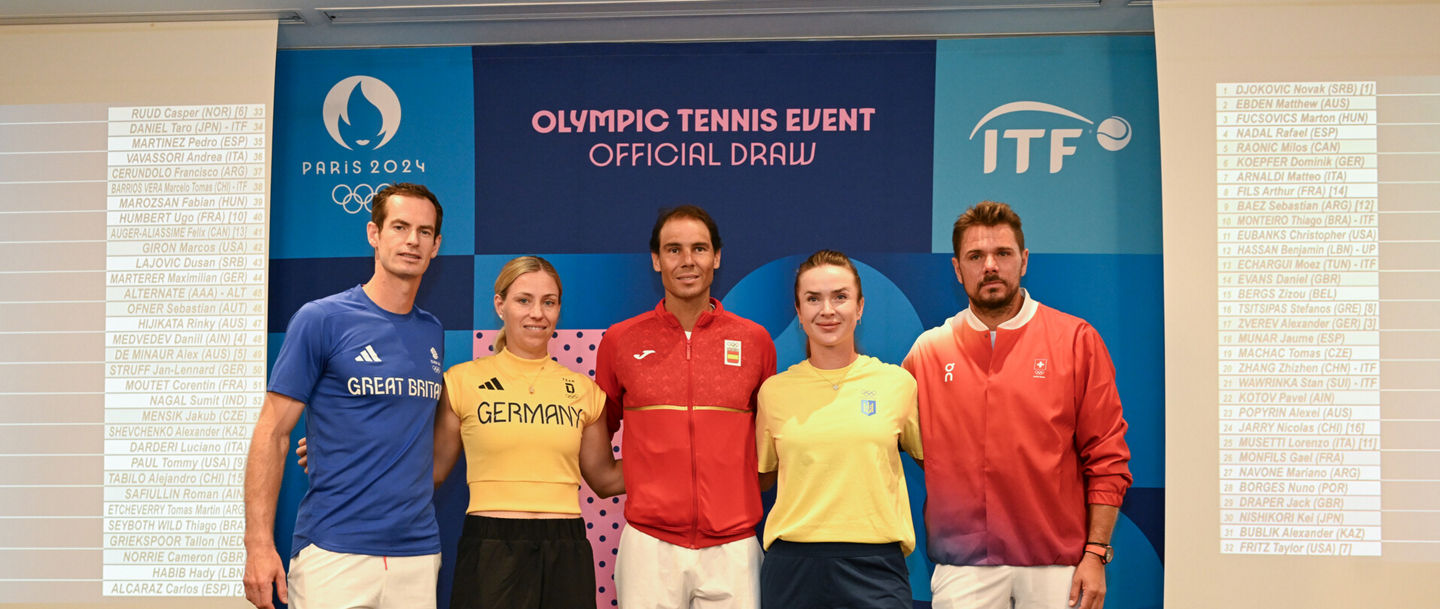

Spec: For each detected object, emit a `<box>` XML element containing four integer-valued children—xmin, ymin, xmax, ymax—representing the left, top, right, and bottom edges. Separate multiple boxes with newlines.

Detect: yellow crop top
<box><xmin>443</xmin><ymin>348</ymin><xmax>605</xmax><ymax>515</ymax></box>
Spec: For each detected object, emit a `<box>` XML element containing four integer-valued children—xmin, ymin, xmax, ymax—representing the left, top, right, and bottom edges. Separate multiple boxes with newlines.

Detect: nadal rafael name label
<box><xmin>102</xmin><ymin>104</ymin><xmax>267</xmax><ymax>597</ymax></box>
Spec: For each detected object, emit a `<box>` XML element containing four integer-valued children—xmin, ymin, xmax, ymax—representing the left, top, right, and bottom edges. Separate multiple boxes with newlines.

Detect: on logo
<box><xmin>969</xmin><ymin>101</ymin><xmax>1131</xmax><ymax>174</ymax></box>
<box><xmin>943</xmin><ymin>362</ymin><xmax>955</xmax><ymax>383</ymax></box>
<box><xmin>323</xmin><ymin>76</ymin><xmax>402</xmax><ymax>151</ymax></box>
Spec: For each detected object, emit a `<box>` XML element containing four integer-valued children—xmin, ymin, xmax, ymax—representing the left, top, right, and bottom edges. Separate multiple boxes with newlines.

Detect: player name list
<box><xmin>103</xmin><ymin>105</ymin><xmax>266</xmax><ymax>595</ymax></box>
<box><xmin>1215</xmin><ymin>82</ymin><xmax>1380</xmax><ymax>557</ymax></box>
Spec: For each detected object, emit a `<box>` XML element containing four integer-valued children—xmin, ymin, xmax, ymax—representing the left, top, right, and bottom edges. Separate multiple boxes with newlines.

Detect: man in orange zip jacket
<box><xmin>904</xmin><ymin>201</ymin><xmax>1131</xmax><ymax>609</ymax></box>
<box><xmin>595</xmin><ymin>205</ymin><xmax>776</xmax><ymax>608</ymax></box>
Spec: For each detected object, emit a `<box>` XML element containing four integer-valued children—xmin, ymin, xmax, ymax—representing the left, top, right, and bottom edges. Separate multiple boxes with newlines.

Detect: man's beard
<box><xmin>970</xmin><ymin>274</ymin><xmax>1019</xmax><ymax>313</ymax></box>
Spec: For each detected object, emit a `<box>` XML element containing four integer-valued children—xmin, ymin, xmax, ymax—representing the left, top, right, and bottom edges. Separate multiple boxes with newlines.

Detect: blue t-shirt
<box><xmin>268</xmin><ymin>285</ymin><xmax>444</xmax><ymax>557</ymax></box>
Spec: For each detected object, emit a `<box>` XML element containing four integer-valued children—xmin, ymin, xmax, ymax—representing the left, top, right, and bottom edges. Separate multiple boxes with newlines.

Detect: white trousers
<box><xmin>288</xmin><ymin>544</ymin><xmax>441</xmax><ymax>609</ymax></box>
<box><xmin>931</xmin><ymin>564</ymin><xmax>1077</xmax><ymax>609</ymax></box>
<box><xmin>614</xmin><ymin>525</ymin><xmax>762</xmax><ymax>609</ymax></box>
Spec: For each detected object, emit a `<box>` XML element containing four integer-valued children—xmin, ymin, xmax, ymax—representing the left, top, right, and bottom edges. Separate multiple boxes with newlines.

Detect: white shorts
<box><xmin>614</xmin><ymin>525</ymin><xmax>761</xmax><ymax>609</ymax></box>
<box><xmin>288</xmin><ymin>544</ymin><xmax>441</xmax><ymax>609</ymax></box>
<box><xmin>931</xmin><ymin>564</ymin><xmax>1076</xmax><ymax>609</ymax></box>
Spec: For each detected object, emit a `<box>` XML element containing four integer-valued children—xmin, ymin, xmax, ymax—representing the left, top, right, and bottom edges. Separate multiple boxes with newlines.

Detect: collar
<box><xmin>956</xmin><ymin>289</ymin><xmax>1040</xmax><ymax>332</ymax></box>
<box><xmin>495</xmin><ymin>346</ymin><xmax>551</xmax><ymax>372</ymax></box>
<box><xmin>652</xmin><ymin>297</ymin><xmax>723</xmax><ymax>330</ymax></box>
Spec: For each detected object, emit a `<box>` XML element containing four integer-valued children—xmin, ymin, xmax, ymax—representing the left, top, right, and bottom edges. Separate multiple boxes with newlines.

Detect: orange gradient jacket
<box><xmin>904</xmin><ymin>295</ymin><xmax>1132</xmax><ymax>566</ymax></box>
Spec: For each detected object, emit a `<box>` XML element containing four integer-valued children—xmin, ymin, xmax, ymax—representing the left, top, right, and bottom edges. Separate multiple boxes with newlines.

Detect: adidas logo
<box><xmin>478</xmin><ymin>377</ymin><xmax>505</xmax><ymax>391</ymax></box>
<box><xmin>354</xmin><ymin>345</ymin><xmax>382</xmax><ymax>363</ymax></box>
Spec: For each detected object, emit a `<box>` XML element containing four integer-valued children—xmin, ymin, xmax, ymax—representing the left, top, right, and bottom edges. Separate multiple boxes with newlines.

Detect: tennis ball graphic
<box><xmin>1096</xmin><ymin>116</ymin><xmax>1132</xmax><ymax>151</ymax></box>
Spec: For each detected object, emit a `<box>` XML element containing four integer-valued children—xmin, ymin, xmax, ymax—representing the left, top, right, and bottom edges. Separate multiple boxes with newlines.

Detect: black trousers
<box><xmin>759</xmin><ymin>540</ymin><xmax>911</xmax><ymax>609</ymax></box>
<box><xmin>449</xmin><ymin>515</ymin><xmax>597</xmax><ymax>609</ymax></box>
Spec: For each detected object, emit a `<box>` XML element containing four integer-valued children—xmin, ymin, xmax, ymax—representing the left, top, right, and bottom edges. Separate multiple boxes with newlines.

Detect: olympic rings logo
<box><xmin>332</xmin><ymin>183</ymin><xmax>390</xmax><ymax>214</ymax></box>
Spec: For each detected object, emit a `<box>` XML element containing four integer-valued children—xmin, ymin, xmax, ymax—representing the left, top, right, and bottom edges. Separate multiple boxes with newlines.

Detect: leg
<box><xmin>931</xmin><ymin>564</ymin><xmax>1014</xmax><ymax>609</ymax></box>
<box><xmin>759</xmin><ymin>550</ymin><xmax>811</xmax><ymax>609</ymax></box>
<box><xmin>540</xmin><ymin>519</ymin><xmax>598</xmax><ymax>609</ymax></box>
<box><xmin>448</xmin><ymin>516</ymin><xmax>542</xmax><ymax>609</ymax></box>
<box><xmin>288</xmin><ymin>545</ymin><xmax>384</xmax><ymax>609</ymax></box>
<box><xmin>615</xmin><ymin>526</ymin><xmax>689</xmax><ymax>609</ymax></box>
<box><xmin>828</xmin><ymin>548</ymin><xmax>910</xmax><ymax>609</ymax></box>
<box><xmin>691</xmin><ymin>536</ymin><xmax>761</xmax><ymax>609</ymax></box>
<box><xmin>377</xmin><ymin>553</ymin><xmax>441</xmax><ymax>609</ymax></box>
<box><xmin>1012</xmin><ymin>565</ymin><xmax>1075</xmax><ymax>609</ymax></box>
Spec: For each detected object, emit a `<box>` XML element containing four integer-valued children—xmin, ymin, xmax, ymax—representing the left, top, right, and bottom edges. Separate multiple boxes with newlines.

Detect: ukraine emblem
<box><xmin>860</xmin><ymin>399</ymin><xmax>877</xmax><ymax>416</ymax></box>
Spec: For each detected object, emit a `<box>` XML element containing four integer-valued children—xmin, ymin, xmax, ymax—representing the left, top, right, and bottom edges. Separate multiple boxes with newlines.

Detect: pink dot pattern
<box><xmin>471</xmin><ymin>329</ymin><xmax>625</xmax><ymax>608</ymax></box>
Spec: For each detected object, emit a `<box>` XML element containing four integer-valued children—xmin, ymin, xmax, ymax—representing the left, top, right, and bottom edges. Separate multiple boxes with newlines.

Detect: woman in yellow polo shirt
<box><xmin>433</xmin><ymin>255</ymin><xmax>623</xmax><ymax>609</ymax></box>
<box><xmin>756</xmin><ymin>249</ymin><xmax>923</xmax><ymax>608</ymax></box>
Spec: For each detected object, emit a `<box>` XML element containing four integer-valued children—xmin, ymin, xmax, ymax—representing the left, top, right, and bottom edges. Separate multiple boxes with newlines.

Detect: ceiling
<box><xmin>0</xmin><ymin>0</ymin><xmax>1153</xmax><ymax>48</ymax></box>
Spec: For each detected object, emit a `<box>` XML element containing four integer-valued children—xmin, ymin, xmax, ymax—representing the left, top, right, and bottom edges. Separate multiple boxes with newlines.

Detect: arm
<box><xmin>755</xmin><ymin>335</ymin><xmax>779</xmax><ymax>491</ymax></box>
<box><xmin>758</xmin><ymin>470</ymin><xmax>777</xmax><ymax>492</ymax></box>
<box><xmin>755</xmin><ymin>380</ymin><xmax>779</xmax><ymax>492</ymax></box>
<box><xmin>900</xmin><ymin>345</ymin><xmax>924</xmax><ymax>472</ymax></box>
<box><xmin>594</xmin><ymin>334</ymin><xmax>625</xmax><ymax>437</ymax></box>
<box><xmin>1069</xmin><ymin>327</ymin><xmax>1129</xmax><ymax>609</ymax></box>
<box><xmin>433</xmin><ymin>385</ymin><xmax>462</xmax><ymax>488</ymax></box>
<box><xmin>242</xmin><ymin>392</ymin><xmax>305</xmax><ymax>609</ymax></box>
<box><xmin>1074</xmin><ymin>325</ymin><xmax>1132</xmax><ymax>506</ymax></box>
<box><xmin>579</xmin><ymin>419</ymin><xmax>625</xmax><ymax>497</ymax></box>
<box><xmin>899</xmin><ymin>375</ymin><xmax>924</xmax><ymax>470</ymax></box>
<box><xmin>1069</xmin><ymin>503</ymin><xmax>1119</xmax><ymax>609</ymax></box>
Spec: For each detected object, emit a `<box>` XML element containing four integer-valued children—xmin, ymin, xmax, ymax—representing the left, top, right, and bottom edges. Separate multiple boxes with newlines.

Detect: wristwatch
<box><xmin>1084</xmin><ymin>541</ymin><xmax>1114</xmax><ymax>565</ymax></box>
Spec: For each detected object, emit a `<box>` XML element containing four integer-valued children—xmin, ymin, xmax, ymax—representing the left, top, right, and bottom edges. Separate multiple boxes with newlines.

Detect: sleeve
<box><xmin>756</xmin><ymin>382</ymin><xmax>778</xmax><ymax>474</ymax></box>
<box><xmin>901</xmin><ymin>336</ymin><xmax>921</xmax><ymax>375</ymax></box>
<box><xmin>442</xmin><ymin>366</ymin><xmax>464</xmax><ymax>417</ymax></box>
<box><xmin>898</xmin><ymin>373</ymin><xmax>923</xmax><ymax>461</ymax></box>
<box><xmin>594</xmin><ymin>330</ymin><xmax>624</xmax><ymax>437</ymax></box>
<box><xmin>266</xmin><ymin>302</ymin><xmax>328</xmax><ymax>403</ymax></box>
<box><xmin>1073</xmin><ymin>324</ymin><xmax>1133</xmax><ymax>506</ymax></box>
<box><xmin>901</xmin><ymin>330</ymin><xmax>930</xmax><ymax>380</ymax></box>
<box><xmin>750</xmin><ymin>325</ymin><xmax>778</xmax><ymax>413</ymax></box>
<box><xmin>583</xmin><ymin>379</ymin><xmax>607</xmax><ymax>427</ymax></box>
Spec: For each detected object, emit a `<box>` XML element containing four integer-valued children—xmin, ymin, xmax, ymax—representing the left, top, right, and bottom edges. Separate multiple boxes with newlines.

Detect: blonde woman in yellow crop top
<box><xmin>433</xmin><ymin>256</ymin><xmax>623</xmax><ymax>609</ymax></box>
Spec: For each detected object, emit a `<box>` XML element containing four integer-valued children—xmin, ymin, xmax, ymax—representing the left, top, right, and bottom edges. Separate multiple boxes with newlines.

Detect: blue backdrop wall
<box><xmin>267</xmin><ymin>36</ymin><xmax>1164</xmax><ymax>609</ymax></box>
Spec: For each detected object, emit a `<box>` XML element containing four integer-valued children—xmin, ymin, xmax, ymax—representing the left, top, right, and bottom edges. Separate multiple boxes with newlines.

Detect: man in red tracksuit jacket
<box><xmin>595</xmin><ymin>205</ymin><xmax>775</xmax><ymax>608</ymax></box>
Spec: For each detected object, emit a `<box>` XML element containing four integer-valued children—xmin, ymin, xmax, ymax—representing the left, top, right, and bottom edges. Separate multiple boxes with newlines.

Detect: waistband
<box><xmin>766</xmin><ymin>540</ymin><xmax>903</xmax><ymax>558</ymax></box>
<box><xmin>460</xmin><ymin>515</ymin><xmax>586</xmax><ymax>541</ymax></box>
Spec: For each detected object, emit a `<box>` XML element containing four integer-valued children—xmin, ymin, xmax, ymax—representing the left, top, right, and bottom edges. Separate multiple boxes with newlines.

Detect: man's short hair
<box><xmin>372</xmin><ymin>183</ymin><xmax>443</xmax><ymax>235</ymax></box>
<box><xmin>649</xmin><ymin>205</ymin><xmax>723</xmax><ymax>254</ymax></box>
<box><xmin>952</xmin><ymin>200</ymin><xmax>1024</xmax><ymax>259</ymax></box>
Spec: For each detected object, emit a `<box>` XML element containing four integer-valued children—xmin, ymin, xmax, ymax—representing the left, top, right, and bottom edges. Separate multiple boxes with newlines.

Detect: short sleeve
<box><xmin>756</xmin><ymin>385</ymin><xmax>778</xmax><ymax>474</ymax></box>
<box><xmin>582</xmin><ymin>379</ymin><xmax>607</xmax><ymax>427</ymax></box>
<box><xmin>595</xmin><ymin>331</ymin><xmax>624</xmax><ymax>436</ymax></box>
<box><xmin>898</xmin><ymin>375</ymin><xmax>923</xmax><ymax>460</ymax></box>
<box><xmin>442</xmin><ymin>367</ymin><xmax>463</xmax><ymax>417</ymax></box>
<box><xmin>267</xmin><ymin>302</ymin><xmax>329</xmax><ymax>403</ymax></box>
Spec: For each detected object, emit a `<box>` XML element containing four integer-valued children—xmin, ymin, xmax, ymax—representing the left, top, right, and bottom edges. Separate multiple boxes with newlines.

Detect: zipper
<box><xmin>686</xmin><ymin>330</ymin><xmax>698</xmax><ymax>547</ymax></box>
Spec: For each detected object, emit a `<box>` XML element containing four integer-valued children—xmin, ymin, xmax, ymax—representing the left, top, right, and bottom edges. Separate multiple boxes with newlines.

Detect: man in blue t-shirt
<box><xmin>243</xmin><ymin>183</ymin><xmax>446</xmax><ymax>609</ymax></box>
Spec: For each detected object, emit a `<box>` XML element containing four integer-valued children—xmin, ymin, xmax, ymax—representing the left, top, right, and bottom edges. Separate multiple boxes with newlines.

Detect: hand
<box><xmin>243</xmin><ymin>546</ymin><xmax>288</xmax><ymax>609</ymax></box>
<box><xmin>295</xmin><ymin>437</ymin><xmax>308</xmax><ymax>473</ymax></box>
<box><xmin>1069</xmin><ymin>552</ymin><xmax>1106</xmax><ymax>609</ymax></box>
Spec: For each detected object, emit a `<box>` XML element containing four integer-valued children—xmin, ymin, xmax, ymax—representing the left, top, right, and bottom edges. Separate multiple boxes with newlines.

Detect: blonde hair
<box><xmin>492</xmin><ymin>256</ymin><xmax>562</xmax><ymax>355</ymax></box>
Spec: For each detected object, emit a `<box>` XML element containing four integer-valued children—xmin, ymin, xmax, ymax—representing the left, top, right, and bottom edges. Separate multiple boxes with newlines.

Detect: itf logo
<box><xmin>322</xmin><ymin>76</ymin><xmax>402</xmax><ymax>151</ymax></box>
<box><xmin>969</xmin><ymin>101</ymin><xmax>1131</xmax><ymax>174</ymax></box>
